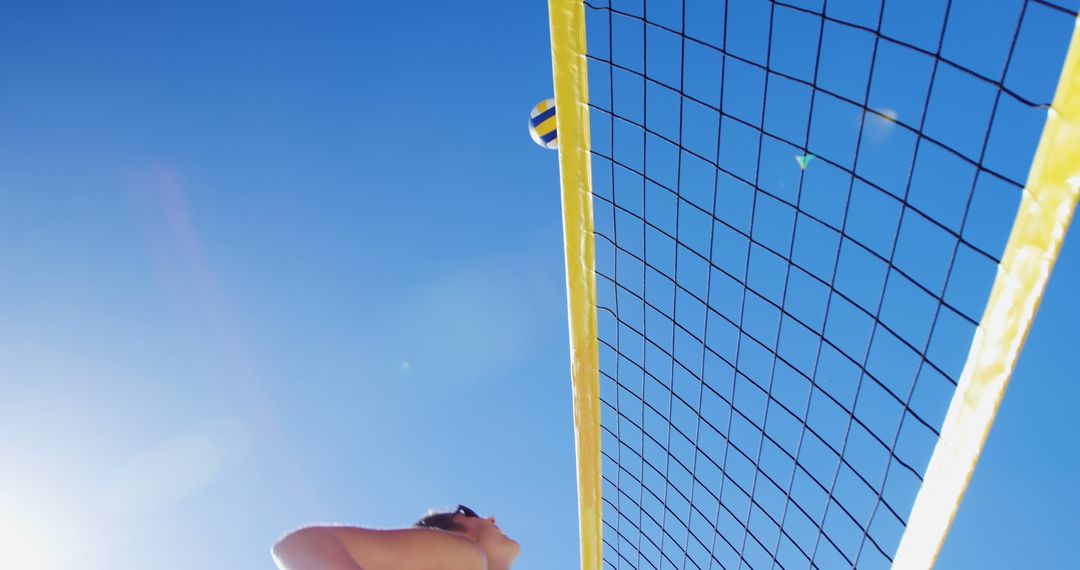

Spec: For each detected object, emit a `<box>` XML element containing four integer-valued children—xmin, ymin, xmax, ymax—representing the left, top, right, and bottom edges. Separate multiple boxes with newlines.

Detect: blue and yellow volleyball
<box><xmin>528</xmin><ymin>98</ymin><xmax>558</xmax><ymax>150</ymax></box>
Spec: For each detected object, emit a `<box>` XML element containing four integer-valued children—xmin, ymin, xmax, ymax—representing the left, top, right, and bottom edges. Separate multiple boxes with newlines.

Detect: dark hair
<box><xmin>415</xmin><ymin>510</ymin><xmax>464</xmax><ymax>532</ymax></box>
<box><xmin>414</xmin><ymin>505</ymin><xmax>479</xmax><ymax>532</ymax></box>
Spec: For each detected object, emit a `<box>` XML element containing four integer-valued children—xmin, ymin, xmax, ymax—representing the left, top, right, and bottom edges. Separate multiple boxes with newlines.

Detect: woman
<box><xmin>272</xmin><ymin>505</ymin><xmax>521</xmax><ymax>570</ymax></box>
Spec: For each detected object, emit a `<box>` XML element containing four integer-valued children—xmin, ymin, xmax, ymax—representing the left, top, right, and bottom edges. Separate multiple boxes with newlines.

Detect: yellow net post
<box><xmin>549</xmin><ymin>1</ymin><xmax>601</xmax><ymax>570</ymax></box>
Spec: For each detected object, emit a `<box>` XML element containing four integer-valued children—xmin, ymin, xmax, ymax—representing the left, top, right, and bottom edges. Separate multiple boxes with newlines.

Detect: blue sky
<box><xmin>1</xmin><ymin>2</ymin><xmax>579</xmax><ymax>569</ymax></box>
<box><xmin>0</xmin><ymin>1</ymin><xmax>1077</xmax><ymax>569</ymax></box>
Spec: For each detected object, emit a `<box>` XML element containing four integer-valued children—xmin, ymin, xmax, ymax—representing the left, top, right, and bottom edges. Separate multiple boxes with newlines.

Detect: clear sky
<box><xmin>0</xmin><ymin>1</ymin><xmax>1076</xmax><ymax>570</ymax></box>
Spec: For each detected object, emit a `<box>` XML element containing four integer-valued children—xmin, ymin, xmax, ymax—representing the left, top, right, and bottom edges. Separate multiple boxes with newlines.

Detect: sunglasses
<box><xmin>453</xmin><ymin>505</ymin><xmax>480</xmax><ymax>518</ymax></box>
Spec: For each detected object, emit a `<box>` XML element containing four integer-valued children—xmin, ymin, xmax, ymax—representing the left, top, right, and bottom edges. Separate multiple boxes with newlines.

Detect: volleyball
<box><xmin>528</xmin><ymin>98</ymin><xmax>558</xmax><ymax>150</ymax></box>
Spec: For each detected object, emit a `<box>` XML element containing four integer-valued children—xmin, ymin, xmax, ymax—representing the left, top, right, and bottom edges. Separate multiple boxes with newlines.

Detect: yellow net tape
<box><xmin>892</xmin><ymin>15</ymin><xmax>1080</xmax><ymax>570</ymax></box>
<box><xmin>549</xmin><ymin>1</ymin><xmax>601</xmax><ymax>570</ymax></box>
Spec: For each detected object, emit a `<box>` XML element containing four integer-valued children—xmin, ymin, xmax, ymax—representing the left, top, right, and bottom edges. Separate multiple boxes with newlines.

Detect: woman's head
<box><xmin>415</xmin><ymin>505</ymin><xmax>521</xmax><ymax>563</ymax></box>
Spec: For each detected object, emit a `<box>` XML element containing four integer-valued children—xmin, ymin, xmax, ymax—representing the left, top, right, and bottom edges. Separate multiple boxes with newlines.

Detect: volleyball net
<box><xmin>551</xmin><ymin>0</ymin><xmax>1080</xmax><ymax>568</ymax></box>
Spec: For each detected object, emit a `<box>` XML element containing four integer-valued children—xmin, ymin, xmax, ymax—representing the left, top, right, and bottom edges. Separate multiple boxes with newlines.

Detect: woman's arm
<box><xmin>272</xmin><ymin>526</ymin><xmax>487</xmax><ymax>570</ymax></box>
<box><xmin>272</xmin><ymin>527</ymin><xmax>364</xmax><ymax>570</ymax></box>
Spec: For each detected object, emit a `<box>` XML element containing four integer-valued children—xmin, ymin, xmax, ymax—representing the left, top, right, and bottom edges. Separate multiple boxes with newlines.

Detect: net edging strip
<box><xmin>550</xmin><ymin>1</ymin><xmax>603</xmax><ymax>570</ymax></box>
<box><xmin>893</xmin><ymin>13</ymin><xmax>1080</xmax><ymax>570</ymax></box>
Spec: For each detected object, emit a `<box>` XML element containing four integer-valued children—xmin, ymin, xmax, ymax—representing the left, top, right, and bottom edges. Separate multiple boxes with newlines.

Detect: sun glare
<box><xmin>0</xmin><ymin>513</ymin><xmax>55</xmax><ymax>570</ymax></box>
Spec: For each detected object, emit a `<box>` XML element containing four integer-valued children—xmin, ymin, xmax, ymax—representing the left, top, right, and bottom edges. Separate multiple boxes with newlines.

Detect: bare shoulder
<box><xmin>276</xmin><ymin>525</ymin><xmax>487</xmax><ymax>570</ymax></box>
